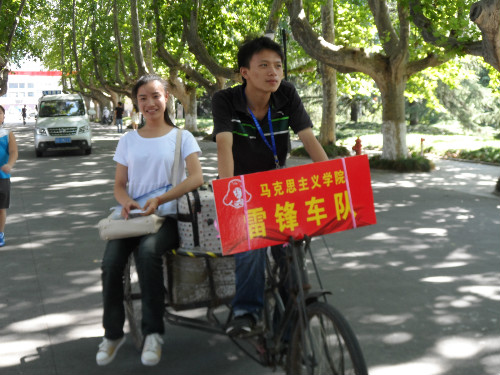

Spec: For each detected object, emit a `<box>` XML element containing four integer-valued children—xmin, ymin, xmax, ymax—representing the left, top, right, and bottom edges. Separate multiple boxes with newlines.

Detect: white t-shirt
<box><xmin>113</xmin><ymin>127</ymin><xmax>201</xmax><ymax>214</ymax></box>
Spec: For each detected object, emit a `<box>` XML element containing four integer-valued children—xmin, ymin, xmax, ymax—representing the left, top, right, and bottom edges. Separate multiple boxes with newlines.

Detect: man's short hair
<box><xmin>237</xmin><ymin>36</ymin><xmax>284</xmax><ymax>70</ymax></box>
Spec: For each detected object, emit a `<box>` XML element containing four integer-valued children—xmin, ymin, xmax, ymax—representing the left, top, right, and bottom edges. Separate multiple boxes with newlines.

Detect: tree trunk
<box><xmin>167</xmin><ymin>94</ymin><xmax>175</xmax><ymax>123</ymax></box>
<box><xmin>109</xmin><ymin>91</ymin><xmax>119</xmax><ymax>110</ymax></box>
<box><xmin>350</xmin><ymin>100</ymin><xmax>359</xmax><ymax>123</ymax></box>
<box><xmin>380</xmin><ymin>79</ymin><xmax>407</xmax><ymax>159</ymax></box>
<box><xmin>319</xmin><ymin>62</ymin><xmax>336</xmax><ymax>145</ymax></box>
<box><xmin>470</xmin><ymin>0</ymin><xmax>500</xmax><ymax>71</ymax></box>
<box><xmin>184</xmin><ymin>87</ymin><xmax>198</xmax><ymax>132</ymax></box>
<box><xmin>0</xmin><ymin>69</ymin><xmax>8</xmax><ymax>97</ymax></box>
<box><xmin>409</xmin><ymin>100</ymin><xmax>418</xmax><ymax>125</ymax></box>
<box><xmin>318</xmin><ymin>0</ymin><xmax>336</xmax><ymax>145</ymax></box>
<box><xmin>167</xmin><ymin>74</ymin><xmax>198</xmax><ymax>132</ymax></box>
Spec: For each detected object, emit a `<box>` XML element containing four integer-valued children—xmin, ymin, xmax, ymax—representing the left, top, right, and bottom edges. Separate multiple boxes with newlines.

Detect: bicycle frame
<box><xmin>124</xmin><ymin>235</ymin><xmax>368</xmax><ymax>374</ymax></box>
<box><xmin>228</xmin><ymin>236</ymin><xmax>331</xmax><ymax>367</ymax></box>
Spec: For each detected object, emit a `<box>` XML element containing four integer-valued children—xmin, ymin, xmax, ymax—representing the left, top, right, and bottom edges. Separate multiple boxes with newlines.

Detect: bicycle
<box><xmin>123</xmin><ymin>235</ymin><xmax>368</xmax><ymax>375</ymax></box>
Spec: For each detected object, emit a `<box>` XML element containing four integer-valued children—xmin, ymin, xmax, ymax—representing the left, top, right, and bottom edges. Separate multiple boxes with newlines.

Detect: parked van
<box><xmin>34</xmin><ymin>93</ymin><xmax>92</xmax><ymax>157</ymax></box>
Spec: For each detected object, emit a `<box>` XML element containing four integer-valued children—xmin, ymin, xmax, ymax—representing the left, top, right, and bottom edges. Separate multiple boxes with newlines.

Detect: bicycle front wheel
<box><xmin>287</xmin><ymin>301</ymin><xmax>367</xmax><ymax>375</ymax></box>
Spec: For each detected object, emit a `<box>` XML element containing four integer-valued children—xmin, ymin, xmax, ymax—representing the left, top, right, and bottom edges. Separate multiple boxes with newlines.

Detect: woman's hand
<box><xmin>141</xmin><ymin>197</ymin><xmax>161</xmax><ymax>216</ymax></box>
<box><xmin>121</xmin><ymin>199</ymin><xmax>142</xmax><ymax>219</ymax></box>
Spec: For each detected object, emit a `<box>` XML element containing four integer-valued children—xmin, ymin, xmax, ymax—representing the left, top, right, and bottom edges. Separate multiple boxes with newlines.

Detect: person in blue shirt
<box><xmin>0</xmin><ymin>105</ymin><xmax>19</xmax><ymax>247</ymax></box>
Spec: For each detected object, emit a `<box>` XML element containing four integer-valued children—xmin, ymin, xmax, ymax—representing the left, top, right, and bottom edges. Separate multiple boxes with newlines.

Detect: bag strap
<box><xmin>191</xmin><ymin>189</ymin><xmax>201</xmax><ymax>246</ymax></box>
<box><xmin>171</xmin><ymin>128</ymin><xmax>183</xmax><ymax>187</ymax></box>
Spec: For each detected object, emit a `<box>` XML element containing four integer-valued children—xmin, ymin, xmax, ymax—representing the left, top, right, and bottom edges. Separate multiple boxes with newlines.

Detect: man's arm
<box><xmin>297</xmin><ymin>128</ymin><xmax>329</xmax><ymax>162</ymax></box>
<box><xmin>216</xmin><ymin>131</ymin><xmax>234</xmax><ymax>178</ymax></box>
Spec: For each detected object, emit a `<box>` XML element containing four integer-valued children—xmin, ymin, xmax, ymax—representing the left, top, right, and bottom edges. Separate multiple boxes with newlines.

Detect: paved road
<box><xmin>0</xmin><ymin>121</ymin><xmax>499</xmax><ymax>375</ymax></box>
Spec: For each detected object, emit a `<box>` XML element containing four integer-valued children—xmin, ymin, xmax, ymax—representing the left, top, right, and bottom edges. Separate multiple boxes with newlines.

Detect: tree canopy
<box><xmin>2</xmin><ymin>0</ymin><xmax>500</xmax><ymax>158</ymax></box>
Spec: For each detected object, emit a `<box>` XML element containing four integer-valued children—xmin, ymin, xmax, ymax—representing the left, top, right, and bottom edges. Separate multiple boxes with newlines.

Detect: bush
<box><xmin>336</xmin><ymin>122</ymin><xmax>381</xmax><ymax>140</ymax></box>
<box><xmin>408</xmin><ymin>145</ymin><xmax>434</xmax><ymax>155</ymax></box>
<box><xmin>407</xmin><ymin>124</ymin><xmax>457</xmax><ymax>135</ymax></box>
<box><xmin>291</xmin><ymin>144</ymin><xmax>350</xmax><ymax>158</ymax></box>
<box><xmin>444</xmin><ymin>147</ymin><xmax>500</xmax><ymax>164</ymax></box>
<box><xmin>369</xmin><ymin>155</ymin><xmax>435</xmax><ymax>172</ymax></box>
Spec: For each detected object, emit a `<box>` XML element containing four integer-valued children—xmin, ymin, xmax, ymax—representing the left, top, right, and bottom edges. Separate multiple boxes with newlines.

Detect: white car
<box><xmin>34</xmin><ymin>93</ymin><xmax>92</xmax><ymax>157</ymax></box>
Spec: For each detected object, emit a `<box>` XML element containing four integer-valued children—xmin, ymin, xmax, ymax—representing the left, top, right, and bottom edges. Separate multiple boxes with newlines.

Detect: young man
<box><xmin>21</xmin><ymin>105</ymin><xmax>27</xmax><ymax>125</ymax></box>
<box><xmin>114</xmin><ymin>102</ymin><xmax>124</xmax><ymax>133</ymax></box>
<box><xmin>212</xmin><ymin>36</ymin><xmax>328</xmax><ymax>336</ymax></box>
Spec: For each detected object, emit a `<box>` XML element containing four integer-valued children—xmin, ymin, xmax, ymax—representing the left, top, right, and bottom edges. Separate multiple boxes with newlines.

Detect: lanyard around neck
<box><xmin>247</xmin><ymin>106</ymin><xmax>280</xmax><ymax>169</ymax></box>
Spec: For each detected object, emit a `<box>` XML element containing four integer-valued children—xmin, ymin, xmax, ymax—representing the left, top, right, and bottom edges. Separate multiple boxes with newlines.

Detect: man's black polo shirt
<box><xmin>212</xmin><ymin>81</ymin><xmax>312</xmax><ymax>176</ymax></box>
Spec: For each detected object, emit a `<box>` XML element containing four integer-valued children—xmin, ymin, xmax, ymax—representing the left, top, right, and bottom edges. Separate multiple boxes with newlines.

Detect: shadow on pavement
<box><xmin>0</xmin><ymin>123</ymin><xmax>499</xmax><ymax>375</ymax></box>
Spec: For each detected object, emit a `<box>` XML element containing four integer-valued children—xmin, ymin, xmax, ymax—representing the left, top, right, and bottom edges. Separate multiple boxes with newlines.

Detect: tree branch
<box><xmin>286</xmin><ymin>0</ymin><xmax>388</xmax><ymax>81</ymax></box>
<box><xmin>183</xmin><ymin>0</ymin><xmax>240</xmax><ymax>81</ymax></box>
<box><xmin>5</xmin><ymin>0</ymin><xmax>27</xmax><ymax>59</ymax></box>
<box><xmin>129</xmin><ymin>0</ymin><xmax>148</xmax><ymax>77</ymax></box>
<box><xmin>409</xmin><ymin>0</ymin><xmax>483</xmax><ymax>56</ymax></box>
<box><xmin>405</xmin><ymin>52</ymin><xmax>450</xmax><ymax>76</ymax></box>
<box><xmin>153</xmin><ymin>0</ymin><xmax>216</xmax><ymax>94</ymax></box>
<box><xmin>367</xmin><ymin>0</ymin><xmax>399</xmax><ymax>55</ymax></box>
<box><xmin>266</xmin><ymin>0</ymin><xmax>284</xmax><ymax>33</ymax></box>
<box><xmin>113</xmin><ymin>0</ymin><xmax>131</xmax><ymax>80</ymax></box>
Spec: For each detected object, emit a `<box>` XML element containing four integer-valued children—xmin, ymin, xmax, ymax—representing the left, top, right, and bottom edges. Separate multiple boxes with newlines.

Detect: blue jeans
<box><xmin>101</xmin><ymin>217</ymin><xmax>178</xmax><ymax>340</ymax></box>
<box><xmin>116</xmin><ymin>118</ymin><xmax>123</xmax><ymax>132</ymax></box>
<box><xmin>232</xmin><ymin>245</ymin><xmax>287</xmax><ymax>319</ymax></box>
<box><xmin>232</xmin><ymin>248</ymin><xmax>266</xmax><ymax>318</ymax></box>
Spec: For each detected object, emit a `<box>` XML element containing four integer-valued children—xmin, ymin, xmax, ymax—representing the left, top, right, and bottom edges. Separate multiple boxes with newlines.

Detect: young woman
<box><xmin>0</xmin><ymin>105</ymin><xmax>18</xmax><ymax>247</ymax></box>
<box><xmin>96</xmin><ymin>75</ymin><xmax>203</xmax><ymax>367</ymax></box>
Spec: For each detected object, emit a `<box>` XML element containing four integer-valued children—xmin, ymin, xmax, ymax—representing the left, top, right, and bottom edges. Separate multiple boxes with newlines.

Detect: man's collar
<box><xmin>235</xmin><ymin>82</ymin><xmax>289</xmax><ymax>112</ymax></box>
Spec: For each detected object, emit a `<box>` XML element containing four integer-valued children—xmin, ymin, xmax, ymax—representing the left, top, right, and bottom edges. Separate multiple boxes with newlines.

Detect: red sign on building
<box><xmin>212</xmin><ymin>155</ymin><xmax>377</xmax><ymax>255</ymax></box>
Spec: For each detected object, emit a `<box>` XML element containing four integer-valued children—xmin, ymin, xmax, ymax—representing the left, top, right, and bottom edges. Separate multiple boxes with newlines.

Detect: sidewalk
<box><xmin>0</xmin><ymin>123</ymin><xmax>499</xmax><ymax>375</ymax></box>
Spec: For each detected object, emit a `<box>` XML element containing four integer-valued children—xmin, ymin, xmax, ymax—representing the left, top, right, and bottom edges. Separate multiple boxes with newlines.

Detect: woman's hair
<box><xmin>132</xmin><ymin>74</ymin><xmax>175</xmax><ymax>127</ymax></box>
<box><xmin>0</xmin><ymin>105</ymin><xmax>5</xmax><ymax>114</ymax></box>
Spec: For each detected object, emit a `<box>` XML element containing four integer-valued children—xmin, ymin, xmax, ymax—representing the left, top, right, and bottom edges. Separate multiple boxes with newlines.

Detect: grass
<box><xmin>333</xmin><ymin>121</ymin><xmax>500</xmax><ymax>165</ymax></box>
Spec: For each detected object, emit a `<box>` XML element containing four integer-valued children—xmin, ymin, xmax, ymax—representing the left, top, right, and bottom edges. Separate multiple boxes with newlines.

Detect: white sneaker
<box><xmin>141</xmin><ymin>333</ymin><xmax>163</xmax><ymax>366</ymax></box>
<box><xmin>96</xmin><ymin>336</ymin><xmax>126</xmax><ymax>366</ymax></box>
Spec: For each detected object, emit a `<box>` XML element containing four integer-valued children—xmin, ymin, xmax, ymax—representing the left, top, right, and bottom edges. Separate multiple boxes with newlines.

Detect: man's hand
<box><xmin>1</xmin><ymin>164</ymin><xmax>12</xmax><ymax>174</ymax></box>
<box><xmin>297</xmin><ymin>128</ymin><xmax>329</xmax><ymax>162</ymax></box>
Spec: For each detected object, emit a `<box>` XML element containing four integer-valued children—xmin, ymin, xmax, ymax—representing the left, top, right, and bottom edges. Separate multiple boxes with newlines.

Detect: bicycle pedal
<box><xmin>236</xmin><ymin>325</ymin><xmax>265</xmax><ymax>339</ymax></box>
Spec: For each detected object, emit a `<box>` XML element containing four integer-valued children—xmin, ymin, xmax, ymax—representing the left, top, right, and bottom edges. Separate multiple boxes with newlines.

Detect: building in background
<box><xmin>0</xmin><ymin>71</ymin><xmax>63</xmax><ymax>119</ymax></box>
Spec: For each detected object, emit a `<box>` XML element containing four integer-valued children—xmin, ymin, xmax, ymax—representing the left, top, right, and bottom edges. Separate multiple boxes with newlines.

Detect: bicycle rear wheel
<box><xmin>123</xmin><ymin>255</ymin><xmax>143</xmax><ymax>351</ymax></box>
<box><xmin>287</xmin><ymin>301</ymin><xmax>367</xmax><ymax>375</ymax></box>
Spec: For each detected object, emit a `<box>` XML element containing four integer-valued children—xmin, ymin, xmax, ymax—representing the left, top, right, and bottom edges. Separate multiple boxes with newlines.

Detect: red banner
<box><xmin>212</xmin><ymin>155</ymin><xmax>376</xmax><ymax>255</ymax></box>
